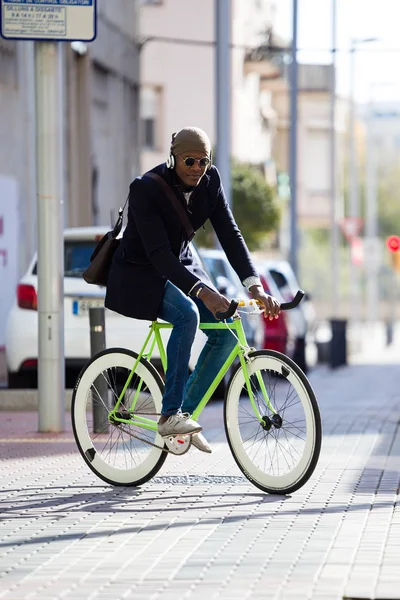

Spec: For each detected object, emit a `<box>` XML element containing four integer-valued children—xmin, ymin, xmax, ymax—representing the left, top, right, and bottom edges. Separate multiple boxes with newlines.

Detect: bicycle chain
<box><xmin>114</xmin><ymin>423</ymin><xmax>182</xmax><ymax>455</ymax></box>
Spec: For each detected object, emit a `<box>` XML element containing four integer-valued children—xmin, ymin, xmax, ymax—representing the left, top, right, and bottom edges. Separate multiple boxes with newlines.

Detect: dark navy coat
<box><xmin>105</xmin><ymin>163</ymin><xmax>258</xmax><ymax>321</ymax></box>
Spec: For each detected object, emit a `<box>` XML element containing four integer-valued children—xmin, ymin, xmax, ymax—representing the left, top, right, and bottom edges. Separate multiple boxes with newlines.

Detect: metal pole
<box><xmin>35</xmin><ymin>42</ymin><xmax>65</xmax><ymax>432</ymax></box>
<box><xmin>215</xmin><ymin>0</ymin><xmax>232</xmax><ymax>207</ymax></box>
<box><xmin>19</xmin><ymin>41</ymin><xmax>37</xmax><ymax>271</ymax></box>
<box><xmin>365</xmin><ymin>98</ymin><xmax>379</xmax><ymax>321</ymax></box>
<box><xmin>348</xmin><ymin>44</ymin><xmax>360</xmax><ymax>323</ymax></box>
<box><xmin>330</xmin><ymin>0</ymin><xmax>339</xmax><ymax>317</ymax></box>
<box><xmin>289</xmin><ymin>0</ymin><xmax>298</xmax><ymax>278</ymax></box>
<box><xmin>89</xmin><ymin>307</ymin><xmax>109</xmax><ymax>433</ymax></box>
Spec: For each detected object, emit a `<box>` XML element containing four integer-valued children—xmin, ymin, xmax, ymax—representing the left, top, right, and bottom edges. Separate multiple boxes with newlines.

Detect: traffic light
<box><xmin>386</xmin><ymin>235</ymin><xmax>400</xmax><ymax>272</ymax></box>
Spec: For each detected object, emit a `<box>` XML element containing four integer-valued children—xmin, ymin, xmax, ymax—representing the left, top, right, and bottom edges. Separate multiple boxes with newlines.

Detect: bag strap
<box><xmin>145</xmin><ymin>172</ymin><xmax>195</xmax><ymax>241</ymax></box>
<box><xmin>111</xmin><ymin>194</ymin><xmax>129</xmax><ymax>238</ymax></box>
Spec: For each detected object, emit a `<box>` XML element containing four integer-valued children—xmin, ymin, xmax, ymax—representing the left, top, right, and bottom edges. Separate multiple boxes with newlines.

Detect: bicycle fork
<box><xmin>239</xmin><ymin>350</ymin><xmax>279</xmax><ymax>431</ymax></box>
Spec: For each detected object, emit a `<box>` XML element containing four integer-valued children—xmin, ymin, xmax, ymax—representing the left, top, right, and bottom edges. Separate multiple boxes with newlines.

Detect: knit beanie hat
<box><xmin>170</xmin><ymin>127</ymin><xmax>211</xmax><ymax>157</ymax></box>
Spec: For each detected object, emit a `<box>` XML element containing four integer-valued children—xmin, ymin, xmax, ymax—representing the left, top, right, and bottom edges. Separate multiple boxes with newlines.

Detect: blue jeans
<box><xmin>157</xmin><ymin>281</ymin><xmax>236</xmax><ymax>417</ymax></box>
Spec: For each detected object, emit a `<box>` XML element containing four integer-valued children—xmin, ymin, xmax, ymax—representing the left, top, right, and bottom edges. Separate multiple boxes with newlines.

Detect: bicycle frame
<box><xmin>109</xmin><ymin>317</ymin><xmax>275</xmax><ymax>431</ymax></box>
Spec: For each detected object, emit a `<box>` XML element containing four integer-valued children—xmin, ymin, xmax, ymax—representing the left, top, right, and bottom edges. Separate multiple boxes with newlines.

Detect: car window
<box><xmin>202</xmin><ymin>257</ymin><xmax>226</xmax><ymax>281</ymax></box>
<box><xmin>269</xmin><ymin>269</ymin><xmax>288</xmax><ymax>291</ymax></box>
<box><xmin>32</xmin><ymin>241</ymin><xmax>97</xmax><ymax>277</ymax></box>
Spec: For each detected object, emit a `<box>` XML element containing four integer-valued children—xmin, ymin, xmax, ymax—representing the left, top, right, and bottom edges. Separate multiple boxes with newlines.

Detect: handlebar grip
<box><xmin>216</xmin><ymin>300</ymin><xmax>239</xmax><ymax>321</ymax></box>
<box><xmin>280</xmin><ymin>290</ymin><xmax>305</xmax><ymax>311</ymax></box>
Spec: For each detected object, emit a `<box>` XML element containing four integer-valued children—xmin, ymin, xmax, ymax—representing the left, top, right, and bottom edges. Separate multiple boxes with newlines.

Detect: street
<box><xmin>0</xmin><ymin>325</ymin><xmax>399</xmax><ymax>600</ymax></box>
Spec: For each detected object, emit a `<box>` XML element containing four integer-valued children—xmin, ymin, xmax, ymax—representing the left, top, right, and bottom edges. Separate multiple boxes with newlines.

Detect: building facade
<box><xmin>139</xmin><ymin>1</ymin><xmax>348</xmax><ymax>233</ymax></box>
<box><xmin>270</xmin><ymin>64</ymin><xmax>348</xmax><ymax>230</ymax></box>
<box><xmin>139</xmin><ymin>0</ymin><xmax>281</xmax><ymax>180</ymax></box>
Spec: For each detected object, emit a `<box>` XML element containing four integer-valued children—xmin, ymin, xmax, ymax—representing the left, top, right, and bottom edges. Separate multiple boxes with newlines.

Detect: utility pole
<box><xmin>348</xmin><ymin>37</ymin><xmax>377</xmax><ymax>323</ymax></box>
<box><xmin>289</xmin><ymin>0</ymin><xmax>298</xmax><ymax>278</ymax></box>
<box><xmin>215</xmin><ymin>0</ymin><xmax>232</xmax><ymax>207</ymax></box>
<box><xmin>348</xmin><ymin>42</ymin><xmax>359</xmax><ymax>323</ymax></box>
<box><xmin>330</xmin><ymin>0</ymin><xmax>339</xmax><ymax>316</ymax></box>
<box><xmin>35</xmin><ymin>41</ymin><xmax>65</xmax><ymax>432</ymax></box>
<box><xmin>365</xmin><ymin>95</ymin><xmax>379</xmax><ymax>321</ymax></box>
<box><xmin>67</xmin><ymin>42</ymin><xmax>92</xmax><ymax>227</ymax></box>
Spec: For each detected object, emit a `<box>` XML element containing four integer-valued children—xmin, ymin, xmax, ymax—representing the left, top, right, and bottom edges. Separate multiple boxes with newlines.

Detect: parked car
<box><xmin>5</xmin><ymin>227</ymin><xmax>210</xmax><ymax>388</ymax></box>
<box><xmin>198</xmin><ymin>247</ymin><xmax>264</xmax><ymax>349</ymax></box>
<box><xmin>254</xmin><ymin>258</ymin><xmax>317</xmax><ymax>372</ymax></box>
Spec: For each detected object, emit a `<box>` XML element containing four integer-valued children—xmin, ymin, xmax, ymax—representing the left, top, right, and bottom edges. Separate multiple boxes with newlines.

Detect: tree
<box><xmin>195</xmin><ymin>161</ymin><xmax>280</xmax><ymax>250</ymax></box>
<box><xmin>376</xmin><ymin>163</ymin><xmax>400</xmax><ymax>237</ymax></box>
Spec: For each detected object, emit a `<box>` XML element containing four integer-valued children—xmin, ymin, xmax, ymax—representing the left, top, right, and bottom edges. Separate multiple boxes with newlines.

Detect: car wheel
<box><xmin>7</xmin><ymin>370</ymin><xmax>38</xmax><ymax>389</ymax></box>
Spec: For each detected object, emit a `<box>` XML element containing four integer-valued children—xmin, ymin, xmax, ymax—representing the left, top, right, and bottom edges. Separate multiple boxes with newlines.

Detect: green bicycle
<box><xmin>72</xmin><ymin>291</ymin><xmax>321</xmax><ymax>495</ymax></box>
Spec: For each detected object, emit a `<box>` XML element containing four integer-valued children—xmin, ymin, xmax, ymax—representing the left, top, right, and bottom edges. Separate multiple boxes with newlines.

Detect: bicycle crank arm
<box><xmin>114</xmin><ymin>424</ymin><xmax>191</xmax><ymax>456</ymax></box>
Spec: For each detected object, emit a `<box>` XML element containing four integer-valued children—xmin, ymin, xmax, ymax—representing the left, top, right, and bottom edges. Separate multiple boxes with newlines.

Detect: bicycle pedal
<box><xmin>163</xmin><ymin>434</ymin><xmax>192</xmax><ymax>455</ymax></box>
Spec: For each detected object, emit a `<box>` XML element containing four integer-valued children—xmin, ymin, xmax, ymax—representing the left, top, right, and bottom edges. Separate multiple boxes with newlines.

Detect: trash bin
<box><xmin>329</xmin><ymin>319</ymin><xmax>347</xmax><ymax>368</ymax></box>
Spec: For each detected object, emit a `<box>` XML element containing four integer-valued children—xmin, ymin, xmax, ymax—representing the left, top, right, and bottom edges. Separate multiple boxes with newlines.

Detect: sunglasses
<box><xmin>178</xmin><ymin>155</ymin><xmax>210</xmax><ymax>168</ymax></box>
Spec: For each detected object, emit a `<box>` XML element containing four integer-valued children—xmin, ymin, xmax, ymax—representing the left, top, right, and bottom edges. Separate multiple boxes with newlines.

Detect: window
<box><xmin>140</xmin><ymin>87</ymin><xmax>161</xmax><ymax>151</ymax></box>
<box><xmin>142</xmin><ymin>118</ymin><xmax>155</xmax><ymax>150</ymax></box>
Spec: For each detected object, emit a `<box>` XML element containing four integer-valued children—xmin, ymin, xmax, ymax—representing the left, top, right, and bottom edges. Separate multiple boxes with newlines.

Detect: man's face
<box><xmin>174</xmin><ymin>151</ymin><xmax>209</xmax><ymax>187</ymax></box>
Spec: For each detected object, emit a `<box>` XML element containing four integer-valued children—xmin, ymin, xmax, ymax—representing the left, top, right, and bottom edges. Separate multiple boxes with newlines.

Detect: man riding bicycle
<box><xmin>105</xmin><ymin>126</ymin><xmax>280</xmax><ymax>452</ymax></box>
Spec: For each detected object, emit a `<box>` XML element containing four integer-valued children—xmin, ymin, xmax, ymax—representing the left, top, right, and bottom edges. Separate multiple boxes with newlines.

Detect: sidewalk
<box><xmin>0</xmin><ymin>333</ymin><xmax>399</xmax><ymax>599</ymax></box>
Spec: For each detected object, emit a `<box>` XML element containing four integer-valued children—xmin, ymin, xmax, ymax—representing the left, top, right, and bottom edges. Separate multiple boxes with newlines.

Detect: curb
<box><xmin>0</xmin><ymin>390</ymin><xmax>74</xmax><ymax>410</ymax></box>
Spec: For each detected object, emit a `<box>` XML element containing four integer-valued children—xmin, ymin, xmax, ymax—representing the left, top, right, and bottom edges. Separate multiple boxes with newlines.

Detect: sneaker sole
<box><xmin>160</xmin><ymin>426</ymin><xmax>202</xmax><ymax>438</ymax></box>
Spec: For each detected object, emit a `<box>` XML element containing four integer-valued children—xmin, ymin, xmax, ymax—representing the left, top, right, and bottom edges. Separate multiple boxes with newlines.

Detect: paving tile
<box><xmin>1</xmin><ymin>353</ymin><xmax>400</xmax><ymax>599</ymax></box>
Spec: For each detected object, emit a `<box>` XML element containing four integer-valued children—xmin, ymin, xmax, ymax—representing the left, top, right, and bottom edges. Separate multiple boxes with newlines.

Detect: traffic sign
<box><xmin>339</xmin><ymin>216</ymin><xmax>363</xmax><ymax>242</ymax></box>
<box><xmin>0</xmin><ymin>0</ymin><xmax>96</xmax><ymax>41</ymax></box>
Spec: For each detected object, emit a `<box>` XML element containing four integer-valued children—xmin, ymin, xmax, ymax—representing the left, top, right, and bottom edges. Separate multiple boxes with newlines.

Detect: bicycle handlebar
<box><xmin>215</xmin><ymin>290</ymin><xmax>305</xmax><ymax>321</ymax></box>
<box><xmin>215</xmin><ymin>300</ymin><xmax>240</xmax><ymax>321</ymax></box>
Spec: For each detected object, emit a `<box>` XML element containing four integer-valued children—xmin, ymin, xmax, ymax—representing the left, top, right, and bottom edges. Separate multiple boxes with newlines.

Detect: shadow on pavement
<box><xmin>0</xmin><ymin>492</ymin><xmax>398</xmax><ymax>550</ymax></box>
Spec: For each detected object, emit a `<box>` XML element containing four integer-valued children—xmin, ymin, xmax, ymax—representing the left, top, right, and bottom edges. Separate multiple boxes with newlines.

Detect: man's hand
<box><xmin>249</xmin><ymin>284</ymin><xmax>281</xmax><ymax>320</ymax></box>
<box><xmin>198</xmin><ymin>287</ymin><xmax>231</xmax><ymax>319</ymax></box>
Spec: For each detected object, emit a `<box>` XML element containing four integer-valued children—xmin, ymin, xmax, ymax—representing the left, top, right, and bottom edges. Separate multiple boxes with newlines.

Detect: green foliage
<box><xmin>195</xmin><ymin>161</ymin><xmax>280</xmax><ymax>250</ymax></box>
<box><xmin>377</xmin><ymin>164</ymin><xmax>400</xmax><ymax>237</ymax></box>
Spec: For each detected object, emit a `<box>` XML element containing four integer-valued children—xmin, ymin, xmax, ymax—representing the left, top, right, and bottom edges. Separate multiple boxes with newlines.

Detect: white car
<box><xmin>5</xmin><ymin>227</ymin><xmax>209</xmax><ymax>388</ymax></box>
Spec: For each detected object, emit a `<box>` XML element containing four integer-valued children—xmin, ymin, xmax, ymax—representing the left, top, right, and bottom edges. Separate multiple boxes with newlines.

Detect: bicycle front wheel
<box><xmin>72</xmin><ymin>348</ymin><xmax>167</xmax><ymax>486</ymax></box>
<box><xmin>224</xmin><ymin>350</ymin><xmax>321</xmax><ymax>495</ymax></box>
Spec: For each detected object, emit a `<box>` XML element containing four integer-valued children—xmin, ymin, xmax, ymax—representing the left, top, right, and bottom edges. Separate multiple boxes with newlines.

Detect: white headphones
<box><xmin>166</xmin><ymin>152</ymin><xmax>175</xmax><ymax>169</ymax></box>
<box><xmin>166</xmin><ymin>151</ymin><xmax>213</xmax><ymax>170</ymax></box>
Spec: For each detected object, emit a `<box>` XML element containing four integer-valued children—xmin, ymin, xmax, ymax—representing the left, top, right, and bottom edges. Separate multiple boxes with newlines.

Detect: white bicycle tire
<box><xmin>72</xmin><ymin>348</ymin><xmax>167</xmax><ymax>486</ymax></box>
<box><xmin>224</xmin><ymin>350</ymin><xmax>321</xmax><ymax>494</ymax></box>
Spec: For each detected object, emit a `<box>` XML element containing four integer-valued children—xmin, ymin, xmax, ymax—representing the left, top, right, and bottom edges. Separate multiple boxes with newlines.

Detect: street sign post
<box><xmin>0</xmin><ymin>0</ymin><xmax>96</xmax><ymax>41</ymax></box>
<box><xmin>386</xmin><ymin>235</ymin><xmax>400</xmax><ymax>272</ymax></box>
<box><xmin>1</xmin><ymin>0</ymin><xmax>97</xmax><ymax>432</ymax></box>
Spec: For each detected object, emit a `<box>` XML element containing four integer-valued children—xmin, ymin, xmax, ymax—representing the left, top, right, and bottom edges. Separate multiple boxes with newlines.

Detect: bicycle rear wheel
<box><xmin>224</xmin><ymin>350</ymin><xmax>321</xmax><ymax>495</ymax></box>
<box><xmin>72</xmin><ymin>348</ymin><xmax>167</xmax><ymax>486</ymax></box>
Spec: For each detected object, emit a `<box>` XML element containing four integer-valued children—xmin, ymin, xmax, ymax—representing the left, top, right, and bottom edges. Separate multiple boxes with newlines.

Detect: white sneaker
<box><xmin>191</xmin><ymin>432</ymin><xmax>212</xmax><ymax>454</ymax></box>
<box><xmin>158</xmin><ymin>412</ymin><xmax>202</xmax><ymax>437</ymax></box>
